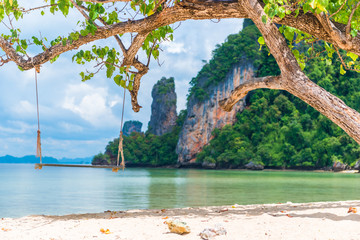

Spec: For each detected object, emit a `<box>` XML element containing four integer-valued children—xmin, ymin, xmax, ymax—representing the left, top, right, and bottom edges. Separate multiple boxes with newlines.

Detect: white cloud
<box><xmin>0</xmin><ymin>121</ymin><xmax>34</xmax><ymax>135</ymax></box>
<box><xmin>43</xmin><ymin>137</ymin><xmax>112</xmax><ymax>158</ymax></box>
<box><xmin>162</xmin><ymin>41</ymin><xmax>187</xmax><ymax>54</ymax></box>
<box><xmin>62</xmin><ymin>83</ymin><xmax>120</xmax><ymax>127</ymax></box>
<box><xmin>12</xmin><ymin>100</ymin><xmax>36</xmax><ymax>116</ymax></box>
<box><xmin>58</xmin><ymin>122</ymin><xmax>84</xmax><ymax>133</ymax></box>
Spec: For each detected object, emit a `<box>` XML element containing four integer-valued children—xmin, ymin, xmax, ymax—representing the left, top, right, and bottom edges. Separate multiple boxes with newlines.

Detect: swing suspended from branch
<box><xmin>34</xmin><ymin>67</ymin><xmax>126</xmax><ymax>172</ymax></box>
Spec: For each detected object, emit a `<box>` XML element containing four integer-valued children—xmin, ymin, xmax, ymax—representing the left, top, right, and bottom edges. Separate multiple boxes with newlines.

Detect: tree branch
<box><xmin>346</xmin><ymin>1</ymin><xmax>360</xmax><ymax>40</ymax></box>
<box><xmin>70</xmin><ymin>0</ymin><xmax>92</xmax><ymax>22</ymax></box>
<box><xmin>329</xmin><ymin>1</ymin><xmax>346</xmax><ymax>18</ymax></box>
<box><xmin>0</xmin><ymin>2</ymin><xmax>246</xmax><ymax>70</ymax></box>
<box><xmin>237</xmin><ymin>0</ymin><xmax>360</xmax><ymax>145</ymax></box>
<box><xmin>123</xmin><ymin>33</ymin><xmax>149</xmax><ymax>65</ymax></box>
<box><xmin>81</xmin><ymin>0</ymin><xmax>131</xmax><ymax>2</ymax></box>
<box><xmin>219</xmin><ymin>76</ymin><xmax>283</xmax><ymax>111</ymax></box>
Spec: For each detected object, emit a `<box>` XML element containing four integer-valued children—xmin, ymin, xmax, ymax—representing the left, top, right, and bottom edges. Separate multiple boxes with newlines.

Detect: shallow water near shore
<box><xmin>1</xmin><ymin>164</ymin><xmax>360</xmax><ymax>218</ymax></box>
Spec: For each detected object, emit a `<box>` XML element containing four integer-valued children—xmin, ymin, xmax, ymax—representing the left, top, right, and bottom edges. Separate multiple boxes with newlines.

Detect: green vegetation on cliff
<box><xmin>196</xmin><ymin>22</ymin><xmax>360</xmax><ymax>169</ymax></box>
<box><xmin>188</xmin><ymin>20</ymin><xmax>279</xmax><ymax>102</ymax></box>
<box><xmin>92</xmin><ymin>110</ymin><xmax>187</xmax><ymax>166</ymax></box>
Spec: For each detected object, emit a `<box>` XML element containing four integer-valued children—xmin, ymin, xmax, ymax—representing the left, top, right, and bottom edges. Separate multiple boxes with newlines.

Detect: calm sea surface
<box><xmin>1</xmin><ymin>164</ymin><xmax>360</xmax><ymax>218</ymax></box>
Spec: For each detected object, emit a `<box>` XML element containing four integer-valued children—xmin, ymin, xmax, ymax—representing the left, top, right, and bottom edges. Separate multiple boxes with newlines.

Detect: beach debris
<box><xmin>161</xmin><ymin>209</ymin><xmax>166</xmax><ymax>213</ymax></box>
<box><xmin>216</xmin><ymin>208</ymin><xmax>228</xmax><ymax>213</ymax></box>
<box><xmin>162</xmin><ymin>216</ymin><xmax>169</xmax><ymax>219</ymax></box>
<box><xmin>348</xmin><ymin>207</ymin><xmax>357</xmax><ymax>213</ymax></box>
<box><xmin>286</xmin><ymin>214</ymin><xmax>293</xmax><ymax>218</ymax></box>
<box><xmin>1</xmin><ymin>227</ymin><xmax>11</xmax><ymax>232</ymax></box>
<box><xmin>199</xmin><ymin>224</ymin><xmax>227</xmax><ymax>240</ymax></box>
<box><xmin>100</xmin><ymin>228</ymin><xmax>112</xmax><ymax>234</ymax></box>
<box><xmin>232</xmin><ymin>204</ymin><xmax>240</xmax><ymax>208</ymax></box>
<box><xmin>164</xmin><ymin>220</ymin><xmax>191</xmax><ymax>235</ymax></box>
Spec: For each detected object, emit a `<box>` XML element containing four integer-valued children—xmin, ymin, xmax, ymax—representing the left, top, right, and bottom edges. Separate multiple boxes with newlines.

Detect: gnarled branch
<box><xmin>219</xmin><ymin>76</ymin><xmax>283</xmax><ymax>111</ymax></box>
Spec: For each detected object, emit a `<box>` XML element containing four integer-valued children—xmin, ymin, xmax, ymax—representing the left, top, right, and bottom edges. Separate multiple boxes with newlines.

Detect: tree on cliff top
<box><xmin>1</xmin><ymin>0</ymin><xmax>360</xmax><ymax>145</ymax></box>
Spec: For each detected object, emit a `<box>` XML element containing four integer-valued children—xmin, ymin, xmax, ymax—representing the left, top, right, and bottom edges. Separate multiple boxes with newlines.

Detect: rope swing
<box><xmin>34</xmin><ymin>66</ymin><xmax>42</xmax><ymax>170</ymax></box>
<box><xmin>34</xmin><ymin>67</ymin><xmax>127</xmax><ymax>173</ymax></box>
<box><xmin>114</xmin><ymin>82</ymin><xmax>126</xmax><ymax>172</ymax></box>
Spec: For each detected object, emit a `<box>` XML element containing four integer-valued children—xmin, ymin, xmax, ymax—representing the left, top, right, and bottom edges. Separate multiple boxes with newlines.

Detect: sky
<box><xmin>0</xmin><ymin>1</ymin><xmax>243</xmax><ymax>159</ymax></box>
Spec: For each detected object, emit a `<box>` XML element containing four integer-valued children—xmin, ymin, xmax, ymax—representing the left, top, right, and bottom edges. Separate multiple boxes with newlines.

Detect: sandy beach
<box><xmin>1</xmin><ymin>200</ymin><xmax>360</xmax><ymax>240</ymax></box>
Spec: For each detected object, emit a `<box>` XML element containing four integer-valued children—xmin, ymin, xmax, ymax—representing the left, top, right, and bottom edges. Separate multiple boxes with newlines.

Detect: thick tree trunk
<box><xmin>285</xmin><ymin>73</ymin><xmax>360</xmax><ymax>144</ymax></box>
<box><xmin>220</xmin><ymin>0</ymin><xmax>360</xmax><ymax>144</ymax></box>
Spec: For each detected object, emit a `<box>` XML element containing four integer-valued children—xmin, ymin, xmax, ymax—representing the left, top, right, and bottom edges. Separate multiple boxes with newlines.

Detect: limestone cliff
<box><xmin>123</xmin><ymin>120</ymin><xmax>142</xmax><ymax>136</ymax></box>
<box><xmin>176</xmin><ymin>63</ymin><xmax>254</xmax><ymax>163</ymax></box>
<box><xmin>148</xmin><ymin>77</ymin><xmax>177</xmax><ymax>135</ymax></box>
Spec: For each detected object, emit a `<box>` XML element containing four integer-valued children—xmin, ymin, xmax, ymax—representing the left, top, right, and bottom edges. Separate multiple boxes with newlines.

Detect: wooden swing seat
<box><xmin>35</xmin><ymin>163</ymin><xmax>124</xmax><ymax>172</ymax></box>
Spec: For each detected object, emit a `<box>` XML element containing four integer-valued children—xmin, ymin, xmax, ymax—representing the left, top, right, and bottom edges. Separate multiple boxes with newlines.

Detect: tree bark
<box><xmin>220</xmin><ymin>0</ymin><xmax>360</xmax><ymax>144</ymax></box>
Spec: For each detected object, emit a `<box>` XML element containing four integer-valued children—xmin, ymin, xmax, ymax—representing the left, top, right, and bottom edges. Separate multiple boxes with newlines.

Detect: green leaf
<box><xmin>80</xmin><ymin>29</ymin><xmax>88</xmax><ymax>37</ymax></box>
<box><xmin>120</xmin><ymin>79</ymin><xmax>126</xmax><ymax>88</ymax></box>
<box><xmin>340</xmin><ymin>65</ymin><xmax>346</xmax><ymax>75</ymax></box>
<box><xmin>258</xmin><ymin>36</ymin><xmax>265</xmax><ymax>45</ymax></box>
<box><xmin>303</xmin><ymin>3</ymin><xmax>311</xmax><ymax>13</ymax></box>
<box><xmin>114</xmin><ymin>75</ymin><xmax>122</xmax><ymax>86</ymax></box>
<box><xmin>347</xmin><ymin>52</ymin><xmax>358</xmax><ymax>61</ymax></box>
<box><xmin>299</xmin><ymin>61</ymin><xmax>305</xmax><ymax>70</ymax></box>
<box><xmin>351</xmin><ymin>29</ymin><xmax>358</xmax><ymax>37</ymax></box>
<box><xmin>127</xmin><ymin>81</ymin><xmax>133</xmax><ymax>91</ymax></box>
<box><xmin>292</xmin><ymin>49</ymin><xmax>300</xmax><ymax>59</ymax></box>
<box><xmin>284</xmin><ymin>27</ymin><xmax>294</xmax><ymax>42</ymax></box>
<box><xmin>278</xmin><ymin>6</ymin><xmax>286</xmax><ymax>19</ymax></box>
<box><xmin>261</xmin><ymin>15</ymin><xmax>267</xmax><ymax>24</ymax></box>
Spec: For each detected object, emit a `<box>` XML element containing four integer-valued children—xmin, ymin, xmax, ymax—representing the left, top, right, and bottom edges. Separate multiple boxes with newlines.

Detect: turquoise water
<box><xmin>1</xmin><ymin>164</ymin><xmax>360</xmax><ymax>218</ymax></box>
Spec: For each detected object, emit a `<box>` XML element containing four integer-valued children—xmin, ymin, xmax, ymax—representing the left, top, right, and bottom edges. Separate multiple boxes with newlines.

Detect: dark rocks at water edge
<box><xmin>123</xmin><ymin>120</ymin><xmax>142</xmax><ymax>136</ymax></box>
<box><xmin>354</xmin><ymin>160</ymin><xmax>360</xmax><ymax>170</ymax></box>
<box><xmin>245</xmin><ymin>161</ymin><xmax>264</xmax><ymax>170</ymax></box>
<box><xmin>147</xmin><ymin>77</ymin><xmax>177</xmax><ymax>136</ymax></box>
<box><xmin>332</xmin><ymin>161</ymin><xmax>349</xmax><ymax>172</ymax></box>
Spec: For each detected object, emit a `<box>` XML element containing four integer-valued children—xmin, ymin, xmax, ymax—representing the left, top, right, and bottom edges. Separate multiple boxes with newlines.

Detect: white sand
<box><xmin>1</xmin><ymin>200</ymin><xmax>360</xmax><ymax>240</ymax></box>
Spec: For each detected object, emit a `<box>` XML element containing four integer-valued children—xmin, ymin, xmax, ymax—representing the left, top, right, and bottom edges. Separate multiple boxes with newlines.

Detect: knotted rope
<box><xmin>113</xmin><ymin>86</ymin><xmax>126</xmax><ymax>172</ymax></box>
<box><xmin>34</xmin><ymin>65</ymin><xmax>42</xmax><ymax>169</ymax></box>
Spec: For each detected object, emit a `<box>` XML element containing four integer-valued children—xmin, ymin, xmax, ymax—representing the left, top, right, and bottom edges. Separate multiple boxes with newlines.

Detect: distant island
<box><xmin>0</xmin><ymin>155</ymin><xmax>92</xmax><ymax>165</ymax></box>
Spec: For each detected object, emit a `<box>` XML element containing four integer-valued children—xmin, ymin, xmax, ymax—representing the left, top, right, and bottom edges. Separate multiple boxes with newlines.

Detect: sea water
<box><xmin>1</xmin><ymin>164</ymin><xmax>360</xmax><ymax>218</ymax></box>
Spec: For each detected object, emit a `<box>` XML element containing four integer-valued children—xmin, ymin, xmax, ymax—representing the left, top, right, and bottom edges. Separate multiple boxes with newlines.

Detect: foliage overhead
<box><xmin>1</xmin><ymin>0</ymin><xmax>360</xmax><ymax>113</ymax></box>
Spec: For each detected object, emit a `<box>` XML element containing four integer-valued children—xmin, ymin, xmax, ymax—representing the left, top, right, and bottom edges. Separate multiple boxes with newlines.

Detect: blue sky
<box><xmin>0</xmin><ymin>1</ymin><xmax>243</xmax><ymax>158</ymax></box>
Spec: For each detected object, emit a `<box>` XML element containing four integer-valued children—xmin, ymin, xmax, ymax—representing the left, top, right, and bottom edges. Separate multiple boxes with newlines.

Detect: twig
<box><xmin>70</xmin><ymin>0</ymin><xmax>91</xmax><ymax>22</ymax></box>
<box><xmin>346</xmin><ymin>1</ymin><xmax>360</xmax><ymax>39</ymax></box>
<box><xmin>329</xmin><ymin>1</ymin><xmax>346</xmax><ymax>18</ymax></box>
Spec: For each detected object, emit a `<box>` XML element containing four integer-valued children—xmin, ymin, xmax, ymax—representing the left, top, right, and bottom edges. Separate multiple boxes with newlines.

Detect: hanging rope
<box><xmin>34</xmin><ymin>66</ymin><xmax>42</xmax><ymax>169</ymax></box>
<box><xmin>114</xmin><ymin>85</ymin><xmax>126</xmax><ymax>172</ymax></box>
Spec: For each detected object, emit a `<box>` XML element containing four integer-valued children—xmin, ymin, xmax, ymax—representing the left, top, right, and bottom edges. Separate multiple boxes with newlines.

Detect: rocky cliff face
<box><xmin>176</xmin><ymin>63</ymin><xmax>254</xmax><ymax>163</ymax></box>
<box><xmin>123</xmin><ymin>120</ymin><xmax>142</xmax><ymax>136</ymax></box>
<box><xmin>148</xmin><ymin>77</ymin><xmax>177</xmax><ymax>136</ymax></box>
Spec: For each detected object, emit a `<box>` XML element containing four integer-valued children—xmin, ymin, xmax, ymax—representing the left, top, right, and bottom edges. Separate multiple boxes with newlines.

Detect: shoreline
<box><xmin>2</xmin><ymin>163</ymin><xmax>359</xmax><ymax>173</ymax></box>
<box><xmin>1</xmin><ymin>200</ymin><xmax>360</xmax><ymax>239</ymax></box>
